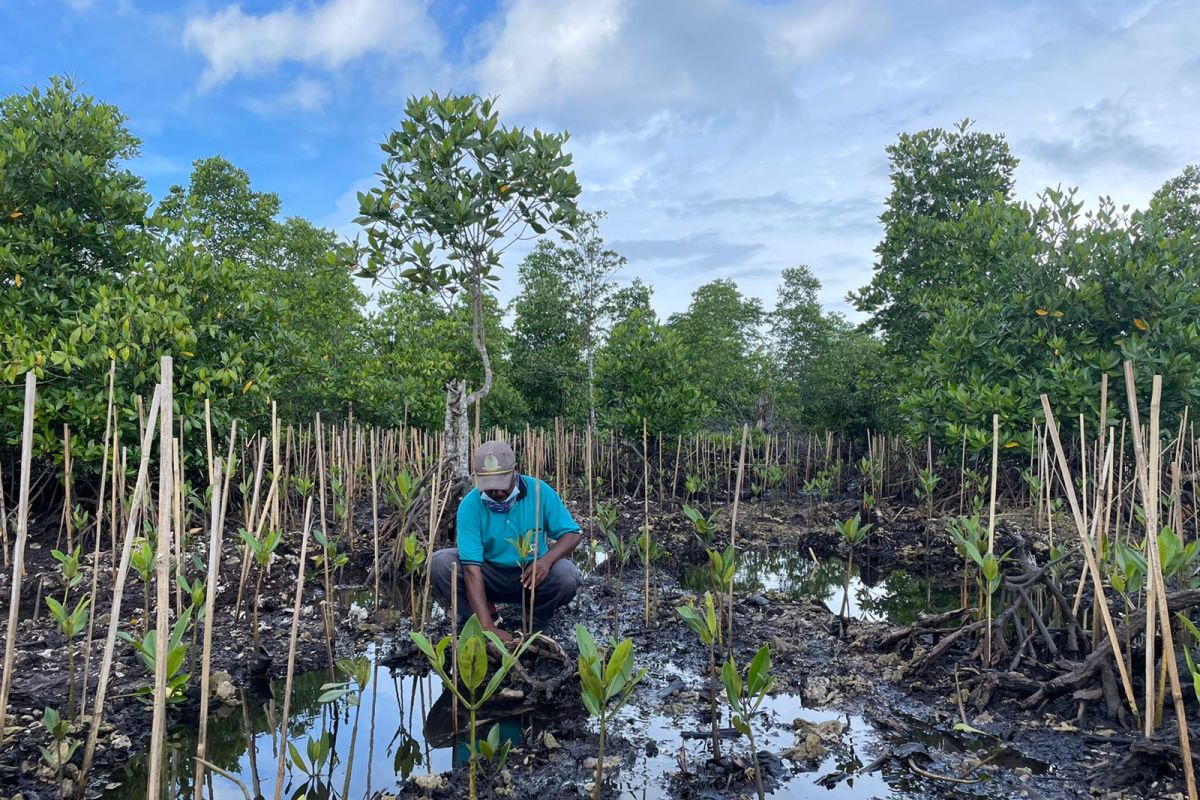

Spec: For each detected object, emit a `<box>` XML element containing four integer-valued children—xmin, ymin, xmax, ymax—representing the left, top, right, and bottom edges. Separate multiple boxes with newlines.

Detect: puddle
<box><xmin>681</xmin><ymin>549</ymin><xmax>959</xmax><ymax>625</ymax></box>
<box><xmin>100</xmin><ymin>643</ymin><xmax>560</xmax><ymax>799</ymax></box>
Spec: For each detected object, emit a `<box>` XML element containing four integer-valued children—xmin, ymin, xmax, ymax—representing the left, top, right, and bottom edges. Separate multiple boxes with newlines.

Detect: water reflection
<box><xmin>681</xmin><ymin>548</ymin><xmax>959</xmax><ymax>625</ymax></box>
<box><xmin>100</xmin><ymin>643</ymin><xmax>548</xmax><ymax>800</ymax></box>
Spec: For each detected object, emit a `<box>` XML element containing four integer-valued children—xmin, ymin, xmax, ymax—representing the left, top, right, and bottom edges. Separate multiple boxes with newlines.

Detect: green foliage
<box><xmin>706</xmin><ymin>546</ymin><xmax>738</xmax><ymax>597</ymax></box>
<box><xmin>45</xmin><ymin>595</ymin><xmax>89</xmax><ymax>641</ymax></box>
<box><xmin>288</xmin><ymin>731</ymin><xmax>337</xmax><ymax>777</ymax></box>
<box><xmin>720</xmin><ymin>644</ymin><xmax>775</xmax><ymax>800</ymax></box>
<box><xmin>39</xmin><ymin>706</ymin><xmax>80</xmax><ymax>771</ymax></box>
<box><xmin>1158</xmin><ymin>527</ymin><xmax>1200</xmax><ymax>586</ymax></box>
<box><xmin>118</xmin><ymin>604</ymin><xmax>194</xmax><ymax>704</ymax></box>
<box><xmin>852</xmin><ymin>119</ymin><xmax>1018</xmax><ymax>361</ymax></box>
<box><xmin>575</xmin><ymin>624</ymin><xmax>647</xmax><ymax>800</ymax></box>
<box><xmin>595</xmin><ymin>308</ymin><xmax>714</xmax><ymax>437</ymax></box>
<box><xmin>318</xmin><ymin>656</ymin><xmax>372</xmax><ymax>706</ymax></box>
<box><xmin>667</xmin><ymin>280</ymin><xmax>766</xmax><ymax>427</ymax></box>
<box><xmin>51</xmin><ymin>546</ymin><xmax>84</xmax><ymax>592</ymax></box>
<box><xmin>834</xmin><ymin>515</ymin><xmax>873</xmax><ymax>551</ymax></box>
<box><xmin>409</xmin><ymin>615</ymin><xmax>539</xmax><ymax>800</ymax></box>
<box><xmin>682</xmin><ymin>504</ymin><xmax>718</xmax><ymax>546</ymax></box>
<box><xmin>676</xmin><ymin>592</ymin><xmax>720</xmax><ymax>647</ymax></box>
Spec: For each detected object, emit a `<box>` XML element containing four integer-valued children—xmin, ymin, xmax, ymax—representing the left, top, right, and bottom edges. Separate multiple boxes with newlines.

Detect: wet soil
<box><xmin>0</xmin><ymin>494</ymin><xmax>1190</xmax><ymax>799</ymax></box>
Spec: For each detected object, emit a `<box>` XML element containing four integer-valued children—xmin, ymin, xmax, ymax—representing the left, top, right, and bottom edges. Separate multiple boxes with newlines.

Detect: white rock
<box><xmin>412</xmin><ymin>773</ymin><xmax>447</xmax><ymax>790</ymax></box>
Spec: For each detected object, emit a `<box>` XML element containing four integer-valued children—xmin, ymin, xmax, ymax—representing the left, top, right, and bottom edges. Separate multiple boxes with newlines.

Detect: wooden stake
<box><xmin>728</xmin><ymin>424</ymin><xmax>749</xmax><ymax>655</ymax></box>
<box><xmin>148</xmin><ymin>356</ymin><xmax>175</xmax><ymax>800</ymax></box>
<box><xmin>0</xmin><ymin>372</ymin><xmax>37</xmax><ymax>741</ymax></box>
<box><xmin>1041</xmin><ymin>392</ymin><xmax>1139</xmax><ymax>722</ymax></box>
<box><xmin>76</xmin><ymin>385</ymin><xmax>163</xmax><ymax>797</ymax></box>
<box><xmin>272</xmin><ymin>497</ymin><xmax>313</xmax><ymax>800</ymax></box>
<box><xmin>194</xmin><ymin>454</ymin><xmax>226</xmax><ymax>800</ymax></box>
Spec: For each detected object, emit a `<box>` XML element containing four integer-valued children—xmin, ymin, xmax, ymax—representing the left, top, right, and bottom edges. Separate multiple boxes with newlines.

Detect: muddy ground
<box><xmin>0</xmin><ymin>492</ymin><xmax>1193</xmax><ymax>799</ymax></box>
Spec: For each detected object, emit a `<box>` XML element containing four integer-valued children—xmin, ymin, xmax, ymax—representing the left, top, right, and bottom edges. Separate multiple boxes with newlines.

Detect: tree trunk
<box><xmin>444</xmin><ymin>380</ymin><xmax>471</xmax><ymax>482</ymax></box>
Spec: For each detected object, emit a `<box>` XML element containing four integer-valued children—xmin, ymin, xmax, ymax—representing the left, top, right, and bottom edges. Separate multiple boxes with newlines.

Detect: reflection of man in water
<box><xmin>425</xmin><ymin>686</ymin><xmax>525</xmax><ymax>768</ymax></box>
<box><xmin>429</xmin><ymin>440</ymin><xmax>583</xmax><ymax>643</ymax></box>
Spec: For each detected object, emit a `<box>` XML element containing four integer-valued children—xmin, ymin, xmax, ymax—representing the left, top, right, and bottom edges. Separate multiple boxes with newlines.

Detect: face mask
<box><xmin>481</xmin><ymin>478</ymin><xmax>520</xmax><ymax>513</ymax></box>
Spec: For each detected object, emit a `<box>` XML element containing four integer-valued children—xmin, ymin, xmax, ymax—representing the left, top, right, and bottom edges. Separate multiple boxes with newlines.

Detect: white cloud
<box><xmin>243</xmin><ymin>77</ymin><xmax>332</xmax><ymax>114</ymax></box>
<box><xmin>475</xmin><ymin>0</ymin><xmax>881</xmax><ymax>119</ymax></box>
<box><xmin>183</xmin><ymin>0</ymin><xmax>441</xmax><ymax>90</ymax></box>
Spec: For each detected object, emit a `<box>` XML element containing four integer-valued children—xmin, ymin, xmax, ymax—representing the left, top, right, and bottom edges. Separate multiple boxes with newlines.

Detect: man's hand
<box><xmin>487</xmin><ymin>626</ymin><xmax>515</xmax><ymax>645</ymax></box>
<box><xmin>521</xmin><ymin>556</ymin><xmax>552</xmax><ymax>589</ymax></box>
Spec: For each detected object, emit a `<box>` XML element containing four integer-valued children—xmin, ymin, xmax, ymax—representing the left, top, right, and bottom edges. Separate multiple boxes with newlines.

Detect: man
<box><xmin>430</xmin><ymin>440</ymin><xmax>583</xmax><ymax>643</ymax></box>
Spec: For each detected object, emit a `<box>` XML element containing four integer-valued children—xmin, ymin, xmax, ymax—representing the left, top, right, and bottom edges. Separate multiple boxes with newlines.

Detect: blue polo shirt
<box><xmin>456</xmin><ymin>475</ymin><xmax>581</xmax><ymax>568</ymax></box>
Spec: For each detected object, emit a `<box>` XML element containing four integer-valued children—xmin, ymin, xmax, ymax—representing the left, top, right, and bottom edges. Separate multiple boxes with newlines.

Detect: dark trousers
<box><xmin>429</xmin><ymin>547</ymin><xmax>581</xmax><ymax>629</ymax></box>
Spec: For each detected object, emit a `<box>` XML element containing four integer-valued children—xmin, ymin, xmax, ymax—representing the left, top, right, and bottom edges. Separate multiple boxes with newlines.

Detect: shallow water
<box><xmin>681</xmin><ymin>548</ymin><xmax>960</xmax><ymax>625</ymax></box>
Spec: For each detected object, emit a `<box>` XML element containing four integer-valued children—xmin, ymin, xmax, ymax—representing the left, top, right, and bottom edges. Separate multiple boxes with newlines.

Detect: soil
<box><xmin>0</xmin><ymin>491</ymin><xmax>1193</xmax><ymax>799</ymax></box>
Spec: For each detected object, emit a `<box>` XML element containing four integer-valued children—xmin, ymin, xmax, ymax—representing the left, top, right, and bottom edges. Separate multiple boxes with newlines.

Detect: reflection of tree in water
<box><xmin>681</xmin><ymin>547</ymin><xmax>958</xmax><ymax>625</ymax></box>
<box><xmin>103</xmin><ymin>670</ymin><xmax>348</xmax><ymax>799</ymax></box>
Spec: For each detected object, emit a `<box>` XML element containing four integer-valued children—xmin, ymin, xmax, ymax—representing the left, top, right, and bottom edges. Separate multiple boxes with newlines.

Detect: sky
<box><xmin>3</xmin><ymin>0</ymin><xmax>1198</xmax><ymax>319</ymax></box>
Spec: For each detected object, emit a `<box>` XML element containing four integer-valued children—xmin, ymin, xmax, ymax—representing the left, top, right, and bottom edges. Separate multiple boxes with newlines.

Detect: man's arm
<box><xmin>521</xmin><ymin>481</ymin><xmax>582</xmax><ymax>588</ymax></box>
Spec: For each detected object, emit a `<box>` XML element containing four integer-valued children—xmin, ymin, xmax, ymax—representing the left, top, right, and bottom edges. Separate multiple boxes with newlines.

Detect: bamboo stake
<box><xmin>0</xmin><ymin>457</ymin><xmax>7</xmax><ymax>570</ymax></box>
<box><xmin>193</xmin><ymin>454</ymin><xmax>226</xmax><ymax>800</ymax></box>
<box><xmin>1123</xmin><ymin>370</ymin><xmax>1198</xmax><ymax>799</ymax></box>
<box><xmin>1040</xmin><ymin>393</ymin><xmax>1139</xmax><ymax>722</ymax></box>
<box><xmin>148</xmin><ymin>357</ymin><xmax>175</xmax><ymax>800</ymax></box>
<box><xmin>728</xmin><ymin>424</ymin><xmax>749</xmax><ymax>655</ymax></box>
<box><xmin>985</xmin><ymin>414</ymin><xmax>999</xmax><ymax>665</ymax></box>
<box><xmin>0</xmin><ymin>372</ymin><xmax>37</xmax><ymax>742</ymax></box>
<box><xmin>272</xmin><ymin>497</ymin><xmax>313</xmax><ymax>800</ymax></box>
<box><xmin>370</xmin><ymin>428</ymin><xmax>381</xmax><ymax>612</ymax></box>
<box><xmin>79</xmin><ymin>360</ymin><xmax>116</xmax><ymax>720</ymax></box>
<box><xmin>642</xmin><ymin>419</ymin><xmax>651</xmax><ymax>627</ymax></box>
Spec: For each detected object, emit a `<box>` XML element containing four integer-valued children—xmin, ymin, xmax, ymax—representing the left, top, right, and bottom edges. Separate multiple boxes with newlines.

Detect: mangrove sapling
<box><xmin>683</xmin><ymin>504</ymin><xmax>719</xmax><ymax>547</ymax></box>
<box><xmin>595</xmin><ymin>501</ymin><xmax>620</xmax><ymax>581</ymax></box>
<box><xmin>575</xmin><ymin>624</ymin><xmax>647</xmax><ymax>800</ymax></box>
<box><xmin>286</xmin><ymin>730</ymin><xmax>337</xmax><ymax>798</ymax></box>
<box><xmin>311</xmin><ymin>526</ymin><xmax>348</xmax><ymax>672</ymax></box>
<box><xmin>410</xmin><ymin>615</ymin><xmax>539</xmax><ymax>800</ymax></box>
<box><xmin>508</xmin><ymin>528</ymin><xmax>538</xmax><ymax>635</ymax></box>
<box><xmin>129</xmin><ymin>535</ymin><xmax>154</xmax><ymax>633</ymax></box>
<box><xmin>474</xmin><ymin>722</ymin><xmax>514</xmax><ymax>783</ymax></box>
<box><xmin>401</xmin><ymin>533</ymin><xmax>427</xmax><ymax>625</ymax></box>
<box><xmin>685</xmin><ymin>474</ymin><xmax>702</xmax><ymax>503</ymax></box>
<box><xmin>39</xmin><ymin>707</ymin><xmax>80</xmax><ymax>798</ymax></box>
<box><xmin>948</xmin><ymin>515</ymin><xmax>986</xmax><ymax>609</ymax></box>
<box><xmin>720</xmin><ymin>644</ymin><xmax>775</xmax><ymax>800</ymax></box>
<box><xmin>834</xmin><ymin>515</ymin><xmax>873</xmax><ymax>626</ymax></box>
<box><xmin>239</xmin><ymin>526</ymin><xmax>283</xmax><ymax>652</ymax></box>
<box><xmin>45</xmin><ymin>594</ymin><xmax>89</xmax><ymax>719</ymax></box>
<box><xmin>916</xmin><ymin>468</ymin><xmax>940</xmax><ymax>519</ymax></box>
<box><xmin>676</xmin><ymin>592</ymin><xmax>723</xmax><ymax>758</ymax></box>
<box><xmin>318</xmin><ymin>656</ymin><xmax>372</xmax><ymax>800</ymax></box>
<box><xmin>118</xmin><ymin>604</ymin><xmax>194</xmax><ymax>704</ymax></box>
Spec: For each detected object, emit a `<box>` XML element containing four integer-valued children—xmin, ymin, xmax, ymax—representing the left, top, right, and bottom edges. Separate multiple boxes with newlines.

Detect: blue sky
<box><xmin>3</xmin><ymin>0</ymin><xmax>1198</xmax><ymax>318</ymax></box>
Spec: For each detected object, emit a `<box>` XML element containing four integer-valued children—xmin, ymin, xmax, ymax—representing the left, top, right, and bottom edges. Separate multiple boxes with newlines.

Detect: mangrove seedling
<box><xmin>401</xmin><ymin>532</ymin><xmax>428</xmax><ymax>623</ymax></box>
<box><xmin>576</xmin><ymin>624</ymin><xmax>647</xmax><ymax>800</ymax></box>
<box><xmin>119</xmin><ymin>604</ymin><xmax>194</xmax><ymax>704</ymax></box>
<box><xmin>676</xmin><ymin>592</ymin><xmax>722</xmax><ymax>758</ymax></box>
<box><xmin>684</xmin><ymin>474</ymin><xmax>702</xmax><ymax>502</ymax></box>
<box><xmin>410</xmin><ymin>615</ymin><xmax>539</xmax><ymax>800</ymax></box>
<box><xmin>721</xmin><ymin>644</ymin><xmax>775</xmax><ymax>800</ymax></box>
<box><xmin>287</xmin><ymin>730</ymin><xmax>337</xmax><ymax>799</ymax></box>
<box><xmin>508</xmin><ymin>528</ymin><xmax>539</xmax><ymax>635</ymax></box>
<box><xmin>39</xmin><ymin>706</ymin><xmax>80</xmax><ymax>797</ymax></box>
<box><xmin>1176</xmin><ymin>614</ymin><xmax>1200</xmax><ymax>705</ymax></box>
<box><xmin>239</xmin><ymin>526</ymin><xmax>283</xmax><ymax>651</ymax></box>
<box><xmin>474</xmin><ymin>722</ymin><xmax>513</xmax><ymax>778</ymax></box>
<box><xmin>130</xmin><ymin>535</ymin><xmax>154</xmax><ymax>633</ymax></box>
<box><xmin>947</xmin><ymin>515</ymin><xmax>986</xmax><ymax>609</ymax></box>
<box><xmin>834</xmin><ymin>515</ymin><xmax>873</xmax><ymax>624</ymax></box>
<box><xmin>1158</xmin><ymin>527</ymin><xmax>1200</xmax><ymax>586</ymax></box>
<box><xmin>45</xmin><ymin>594</ymin><xmax>89</xmax><ymax>719</ymax></box>
<box><xmin>50</xmin><ymin>545</ymin><xmax>84</xmax><ymax>602</ymax></box>
<box><xmin>916</xmin><ymin>468</ymin><xmax>940</xmax><ymax>519</ymax></box>
<box><xmin>683</xmin><ymin>504</ymin><xmax>718</xmax><ymax>547</ymax></box>
<box><xmin>319</xmin><ymin>656</ymin><xmax>373</xmax><ymax>706</ymax></box>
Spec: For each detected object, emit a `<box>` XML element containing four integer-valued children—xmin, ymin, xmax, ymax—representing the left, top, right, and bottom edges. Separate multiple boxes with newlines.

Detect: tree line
<box><xmin>3</xmin><ymin>77</ymin><xmax>1199</xmax><ymax>473</ymax></box>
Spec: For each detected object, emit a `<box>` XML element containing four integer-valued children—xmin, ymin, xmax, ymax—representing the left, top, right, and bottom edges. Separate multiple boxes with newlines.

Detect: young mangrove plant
<box><xmin>130</xmin><ymin>535</ymin><xmax>154</xmax><ymax>633</ymax></box>
<box><xmin>238</xmin><ymin>526</ymin><xmax>283</xmax><ymax>651</ymax></box>
<box><xmin>45</xmin><ymin>594</ymin><xmax>89</xmax><ymax>719</ymax></box>
<box><xmin>286</xmin><ymin>730</ymin><xmax>337</xmax><ymax>799</ymax></box>
<box><xmin>576</xmin><ymin>624</ymin><xmax>647</xmax><ymax>800</ymax></box>
<box><xmin>410</xmin><ymin>615</ymin><xmax>538</xmax><ymax>800</ymax></box>
<box><xmin>119</xmin><ymin>604</ymin><xmax>194</xmax><ymax>704</ymax></box>
<box><xmin>721</xmin><ymin>644</ymin><xmax>775</xmax><ymax>800</ymax></box>
<box><xmin>682</xmin><ymin>504</ymin><xmax>718</xmax><ymax>547</ymax></box>
<box><xmin>947</xmin><ymin>514</ymin><xmax>986</xmax><ymax>609</ymax></box>
<box><xmin>508</xmin><ymin>528</ymin><xmax>538</xmax><ymax>635</ymax></box>
<box><xmin>833</xmin><ymin>515</ymin><xmax>873</xmax><ymax>624</ymax></box>
<box><xmin>39</xmin><ymin>706</ymin><xmax>80</xmax><ymax>797</ymax></box>
<box><xmin>916</xmin><ymin>467</ymin><xmax>940</xmax><ymax>519</ymax></box>
<box><xmin>676</xmin><ymin>592</ymin><xmax>722</xmax><ymax>758</ymax></box>
<box><xmin>401</xmin><ymin>532</ymin><xmax>427</xmax><ymax>624</ymax></box>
